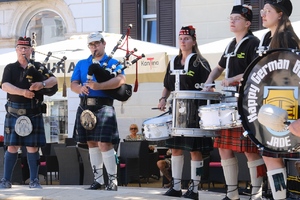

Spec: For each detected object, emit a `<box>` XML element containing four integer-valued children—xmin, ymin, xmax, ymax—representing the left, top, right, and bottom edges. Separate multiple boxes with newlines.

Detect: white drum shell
<box><xmin>199</xmin><ymin>103</ymin><xmax>242</xmax><ymax>130</ymax></box>
<box><xmin>143</xmin><ymin>115</ymin><xmax>172</xmax><ymax>141</ymax></box>
<box><xmin>171</xmin><ymin>91</ymin><xmax>220</xmax><ymax>137</ymax></box>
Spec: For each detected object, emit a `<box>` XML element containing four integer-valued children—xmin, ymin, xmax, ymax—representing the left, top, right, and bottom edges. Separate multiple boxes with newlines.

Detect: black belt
<box><xmin>7</xmin><ymin>106</ymin><xmax>41</xmax><ymax>116</ymax></box>
<box><xmin>80</xmin><ymin>97</ymin><xmax>113</xmax><ymax>107</ymax></box>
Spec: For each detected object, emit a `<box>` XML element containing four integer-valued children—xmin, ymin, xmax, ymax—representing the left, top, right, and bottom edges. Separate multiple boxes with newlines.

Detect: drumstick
<box><xmin>151</xmin><ymin>107</ymin><xmax>166</xmax><ymax>110</ymax></box>
<box><xmin>199</xmin><ymin>83</ymin><xmax>215</xmax><ymax>88</ymax></box>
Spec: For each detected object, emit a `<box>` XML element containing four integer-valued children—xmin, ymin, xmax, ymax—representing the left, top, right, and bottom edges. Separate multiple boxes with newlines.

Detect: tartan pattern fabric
<box><xmin>4</xmin><ymin>101</ymin><xmax>46</xmax><ymax>147</ymax></box>
<box><xmin>260</xmin><ymin>149</ymin><xmax>300</xmax><ymax>158</ymax></box>
<box><xmin>287</xmin><ymin>175</ymin><xmax>300</xmax><ymax>195</ymax></box>
<box><xmin>165</xmin><ymin>136</ymin><xmax>213</xmax><ymax>153</ymax></box>
<box><xmin>74</xmin><ymin>105</ymin><xmax>119</xmax><ymax>144</ymax></box>
<box><xmin>213</xmin><ymin>127</ymin><xmax>259</xmax><ymax>153</ymax></box>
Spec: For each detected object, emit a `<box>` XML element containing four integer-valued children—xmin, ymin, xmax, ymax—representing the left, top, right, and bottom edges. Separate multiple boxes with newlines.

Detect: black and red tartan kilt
<box><xmin>260</xmin><ymin>150</ymin><xmax>300</xmax><ymax>158</ymax></box>
<box><xmin>214</xmin><ymin>127</ymin><xmax>259</xmax><ymax>153</ymax></box>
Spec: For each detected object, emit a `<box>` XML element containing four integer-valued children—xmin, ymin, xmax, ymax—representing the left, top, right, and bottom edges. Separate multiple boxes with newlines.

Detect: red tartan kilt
<box><xmin>213</xmin><ymin>127</ymin><xmax>259</xmax><ymax>153</ymax></box>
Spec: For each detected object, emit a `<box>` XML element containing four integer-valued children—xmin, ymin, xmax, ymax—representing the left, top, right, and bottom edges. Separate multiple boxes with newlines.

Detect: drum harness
<box><xmin>256</xmin><ymin>31</ymin><xmax>270</xmax><ymax>56</ymax></box>
<box><xmin>223</xmin><ymin>35</ymin><xmax>254</xmax><ymax>100</ymax></box>
<box><xmin>169</xmin><ymin>53</ymin><xmax>210</xmax><ymax>91</ymax></box>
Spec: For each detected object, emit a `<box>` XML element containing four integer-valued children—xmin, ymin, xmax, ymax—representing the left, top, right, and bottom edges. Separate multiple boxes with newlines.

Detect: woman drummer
<box><xmin>203</xmin><ymin>5</ymin><xmax>265</xmax><ymax>200</ymax></box>
<box><xmin>258</xmin><ymin>1</ymin><xmax>300</xmax><ymax>199</ymax></box>
<box><xmin>157</xmin><ymin>25</ymin><xmax>213</xmax><ymax>200</ymax></box>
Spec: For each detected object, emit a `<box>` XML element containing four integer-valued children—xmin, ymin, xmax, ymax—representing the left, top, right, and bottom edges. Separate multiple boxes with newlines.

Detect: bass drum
<box><xmin>238</xmin><ymin>48</ymin><xmax>300</xmax><ymax>154</ymax></box>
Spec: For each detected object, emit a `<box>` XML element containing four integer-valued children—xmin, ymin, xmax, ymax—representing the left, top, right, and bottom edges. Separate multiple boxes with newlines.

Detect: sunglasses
<box><xmin>130</xmin><ymin>128</ymin><xmax>138</xmax><ymax>130</ymax></box>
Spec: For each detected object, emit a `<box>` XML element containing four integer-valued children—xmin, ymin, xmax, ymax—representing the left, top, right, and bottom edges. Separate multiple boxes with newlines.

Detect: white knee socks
<box><xmin>221</xmin><ymin>157</ymin><xmax>239</xmax><ymax>200</ymax></box>
<box><xmin>171</xmin><ymin>155</ymin><xmax>184</xmax><ymax>191</ymax></box>
<box><xmin>191</xmin><ymin>160</ymin><xmax>202</xmax><ymax>193</ymax></box>
<box><xmin>102</xmin><ymin>149</ymin><xmax>118</xmax><ymax>185</ymax></box>
<box><xmin>267</xmin><ymin>168</ymin><xmax>287</xmax><ymax>200</ymax></box>
<box><xmin>89</xmin><ymin>147</ymin><xmax>104</xmax><ymax>184</ymax></box>
<box><xmin>248</xmin><ymin>158</ymin><xmax>264</xmax><ymax>199</ymax></box>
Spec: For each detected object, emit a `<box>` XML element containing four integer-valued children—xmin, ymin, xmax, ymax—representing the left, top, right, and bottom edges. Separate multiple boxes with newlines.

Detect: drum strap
<box><xmin>256</xmin><ymin>31</ymin><xmax>270</xmax><ymax>55</ymax></box>
<box><xmin>170</xmin><ymin>53</ymin><xmax>196</xmax><ymax>91</ymax></box>
<box><xmin>223</xmin><ymin>36</ymin><xmax>253</xmax><ymax>79</ymax></box>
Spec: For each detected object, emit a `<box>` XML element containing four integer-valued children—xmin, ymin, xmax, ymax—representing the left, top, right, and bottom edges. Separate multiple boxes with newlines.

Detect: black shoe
<box><xmin>222</xmin><ymin>197</ymin><xmax>240</xmax><ymax>200</ymax></box>
<box><xmin>183</xmin><ymin>189</ymin><xmax>198</xmax><ymax>200</ymax></box>
<box><xmin>86</xmin><ymin>181</ymin><xmax>105</xmax><ymax>190</ymax></box>
<box><xmin>105</xmin><ymin>182</ymin><xmax>117</xmax><ymax>191</ymax></box>
<box><xmin>164</xmin><ymin>188</ymin><xmax>182</xmax><ymax>197</ymax></box>
<box><xmin>288</xmin><ymin>192</ymin><xmax>300</xmax><ymax>199</ymax></box>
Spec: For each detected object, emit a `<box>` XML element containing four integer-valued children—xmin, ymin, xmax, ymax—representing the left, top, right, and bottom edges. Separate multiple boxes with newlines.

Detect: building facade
<box><xmin>0</xmin><ymin>0</ymin><xmax>300</xmax><ymax>141</ymax></box>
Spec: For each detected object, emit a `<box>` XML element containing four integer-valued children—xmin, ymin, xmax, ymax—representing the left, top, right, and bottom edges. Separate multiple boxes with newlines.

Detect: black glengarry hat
<box><xmin>179</xmin><ymin>25</ymin><xmax>196</xmax><ymax>38</ymax></box>
<box><xmin>266</xmin><ymin>0</ymin><xmax>293</xmax><ymax>17</ymax></box>
<box><xmin>231</xmin><ymin>5</ymin><xmax>253</xmax><ymax>22</ymax></box>
<box><xmin>17</xmin><ymin>36</ymin><xmax>32</xmax><ymax>47</ymax></box>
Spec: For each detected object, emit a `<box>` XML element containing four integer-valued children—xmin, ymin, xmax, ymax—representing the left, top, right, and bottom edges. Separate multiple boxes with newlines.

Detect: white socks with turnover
<box><xmin>89</xmin><ymin>147</ymin><xmax>104</xmax><ymax>184</ymax></box>
<box><xmin>248</xmin><ymin>159</ymin><xmax>265</xmax><ymax>199</ymax></box>
<box><xmin>267</xmin><ymin>168</ymin><xmax>287</xmax><ymax>200</ymax></box>
<box><xmin>102</xmin><ymin>148</ymin><xmax>118</xmax><ymax>185</ymax></box>
<box><xmin>191</xmin><ymin>160</ymin><xmax>202</xmax><ymax>193</ymax></box>
<box><xmin>221</xmin><ymin>157</ymin><xmax>239</xmax><ymax>200</ymax></box>
<box><xmin>171</xmin><ymin>155</ymin><xmax>184</xmax><ymax>191</ymax></box>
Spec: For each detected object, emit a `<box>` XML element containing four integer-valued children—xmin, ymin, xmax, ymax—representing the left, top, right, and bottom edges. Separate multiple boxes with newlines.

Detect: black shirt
<box><xmin>218</xmin><ymin>32</ymin><xmax>260</xmax><ymax>78</ymax></box>
<box><xmin>261</xmin><ymin>31</ymin><xmax>300</xmax><ymax>49</ymax></box>
<box><xmin>163</xmin><ymin>54</ymin><xmax>211</xmax><ymax>91</ymax></box>
<box><xmin>1</xmin><ymin>60</ymin><xmax>50</xmax><ymax>103</ymax></box>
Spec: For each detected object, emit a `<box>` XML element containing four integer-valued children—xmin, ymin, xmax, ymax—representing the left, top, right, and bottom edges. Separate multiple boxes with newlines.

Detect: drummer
<box><xmin>157</xmin><ymin>25</ymin><xmax>213</xmax><ymax>200</ymax></box>
<box><xmin>257</xmin><ymin>1</ymin><xmax>300</xmax><ymax>200</ymax></box>
<box><xmin>203</xmin><ymin>5</ymin><xmax>265</xmax><ymax>200</ymax></box>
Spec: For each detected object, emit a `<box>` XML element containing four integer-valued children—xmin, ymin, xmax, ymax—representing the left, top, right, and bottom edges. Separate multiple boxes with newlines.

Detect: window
<box><xmin>25</xmin><ymin>11</ymin><xmax>67</xmax><ymax>46</ymax></box>
<box><xmin>120</xmin><ymin>0</ymin><xmax>176</xmax><ymax>46</ymax></box>
<box><xmin>142</xmin><ymin>0</ymin><xmax>157</xmax><ymax>43</ymax></box>
<box><xmin>242</xmin><ymin>0</ymin><xmax>265</xmax><ymax>31</ymax></box>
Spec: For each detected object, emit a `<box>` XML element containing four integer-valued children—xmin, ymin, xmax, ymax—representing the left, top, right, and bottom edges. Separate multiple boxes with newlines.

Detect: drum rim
<box><xmin>171</xmin><ymin>90</ymin><xmax>222</xmax><ymax>100</ymax></box>
<box><xmin>199</xmin><ymin>102</ymin><xmax>237</xmax><ymax>110</ymax></box>
<box><xmin>238</xmin><ymin>48</ymin><xmax>300</xmax><ymax>154</ymax></box>
<box><xmin>171</xmin><ymin>128</ymin><xmax>218</xmax><ymax>137</ymax></box>
<box><xmin>142</xmin><ymin>115</ymin><xmax>172</xmax><ymax>125</ymax></box>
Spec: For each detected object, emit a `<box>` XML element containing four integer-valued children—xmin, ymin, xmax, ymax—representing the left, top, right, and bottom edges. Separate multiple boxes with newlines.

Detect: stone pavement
<box><xmin>0</xmin><ymin>185</ymin><xmax>250</xmax><ymax>200</ymax></box>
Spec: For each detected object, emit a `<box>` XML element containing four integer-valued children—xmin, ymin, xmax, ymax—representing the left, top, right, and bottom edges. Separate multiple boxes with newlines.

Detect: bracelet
<box><xmin>159</xmin><ymin>97</ymin><xmax>167</xmax><ymax>102</ymax></box>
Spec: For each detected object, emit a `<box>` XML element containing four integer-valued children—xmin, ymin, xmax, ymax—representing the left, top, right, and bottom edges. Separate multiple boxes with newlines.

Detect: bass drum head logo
<box><xmin>239</xmin><ymin>49</ymin><xmax>300</xmax><ymax>153</ymax></box>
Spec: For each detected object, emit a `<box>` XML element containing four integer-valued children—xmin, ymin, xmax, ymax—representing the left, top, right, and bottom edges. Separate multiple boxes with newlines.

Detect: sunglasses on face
<box><xmin>130</xmin><ymin>128</ymin><xmax>138</xmax><ymax>130</ymax></box>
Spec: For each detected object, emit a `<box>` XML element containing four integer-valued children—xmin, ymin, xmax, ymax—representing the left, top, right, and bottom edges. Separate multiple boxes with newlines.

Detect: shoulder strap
<box><xmin>224</xmin><ymin>35</ymin><xmax>253</xmax><ymax>58</ymax></box>
<box><xmin>256</xmin><ymin>31</ymin><xmax>270</xmax><ymax>55</ymax></box>
<box><xmin>170</xmin><ymin>53</ymin><xmax>196</xmax><ymax>91</ymax></box>
<box><xmin>170</xmin><ymin>53</ymin><xmax>196</xmax><ymax>75</ymax></box>
<box><xmin>224</xmin><ymin>36</ymin><xmax>252</xmax><ymax>78</ymax></box>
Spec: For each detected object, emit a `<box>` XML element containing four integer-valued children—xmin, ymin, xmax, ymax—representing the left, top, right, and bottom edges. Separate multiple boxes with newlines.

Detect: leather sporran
<box><xmin>80</xmin><ymin>110</ymin><xmax>97</xmax><ymax>130</ymax></box>
<box><xmin>15</xmin><ymin>116</ymin><xmax>33</xmax><ymax>137</ymax></box>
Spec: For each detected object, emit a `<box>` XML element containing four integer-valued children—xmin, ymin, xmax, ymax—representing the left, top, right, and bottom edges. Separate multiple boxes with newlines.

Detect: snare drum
<box><xmin>142</xmin><ymin>114</ymin><xmax>172</xmax><ymax>141</ymax></box>
<box><xmin>199</xmin><ymin>102</ymin><xmax>241</xmax><ymax>130</ymax></box>
<box><xmin>238</xmin><ymin>48</ymin><xmax>300</xmax><ymax>155</ymax></box>
<box><xmin>171</xmin><ymin>90</ymin><xmax>221</xmax><ymax>137</ymax></box>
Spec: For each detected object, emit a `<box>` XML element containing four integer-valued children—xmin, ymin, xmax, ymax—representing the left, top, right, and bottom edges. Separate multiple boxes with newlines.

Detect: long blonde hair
<box><xmin>178</xmin><ymin>37</ymin><xmax>211</xmax><ymax>72</ymax></box>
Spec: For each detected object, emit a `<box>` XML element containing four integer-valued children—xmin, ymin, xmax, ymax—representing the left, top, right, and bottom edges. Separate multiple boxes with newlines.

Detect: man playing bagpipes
<box><xmin>71</xmin><ymin>32</ymin><xmax>125</xmax><ymax>191</ymax></box>
<box><xmin>0</xmin><ymin>36</ymin><xmax>58</xmax><ymax>189</ymax></box>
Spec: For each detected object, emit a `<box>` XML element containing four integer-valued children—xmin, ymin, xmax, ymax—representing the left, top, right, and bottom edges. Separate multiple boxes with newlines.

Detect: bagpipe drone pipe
<box><xmin>87</xmin><ymin>24</ymin><xmax>145</xmax><ymax>101</ymax></box>
<box><xmin>24</xmin><ymin>32</ymin><xmax>67</xmax><ymax>96</ymax></box>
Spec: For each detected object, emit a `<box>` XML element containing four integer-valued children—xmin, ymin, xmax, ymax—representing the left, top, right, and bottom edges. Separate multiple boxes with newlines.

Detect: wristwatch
<box><xmin>42</xmin><ymin>81</ymin><xmax>46</xmax><ymax>88</ymax></box>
